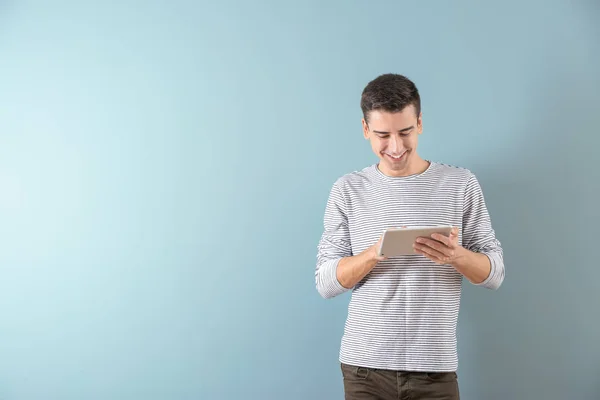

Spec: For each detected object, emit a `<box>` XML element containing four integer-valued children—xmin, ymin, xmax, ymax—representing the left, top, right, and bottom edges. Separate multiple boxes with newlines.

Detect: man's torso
<box><xmin>336</xmin><ymin>162</ymin><xmax>470</xmax><ymax>371</ymax></box>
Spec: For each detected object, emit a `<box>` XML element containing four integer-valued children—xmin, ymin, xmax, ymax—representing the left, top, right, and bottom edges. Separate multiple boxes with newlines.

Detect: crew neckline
<box><xmin>371</xmin><ymin>160</ymin><xmax>436</xmax><ymax>181</ymax></box>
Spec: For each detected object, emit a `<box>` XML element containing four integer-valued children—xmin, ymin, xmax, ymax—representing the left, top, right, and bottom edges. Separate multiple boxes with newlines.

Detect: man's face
<box><xmin>362</xmin><ymin>105</ymin><xmax>423</xmax><ymax>177</ymax></box>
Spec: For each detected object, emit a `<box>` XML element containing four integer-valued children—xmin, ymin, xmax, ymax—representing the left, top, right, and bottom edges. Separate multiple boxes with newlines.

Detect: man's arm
<box><xmin>459</xmin><ymin>173</ymin><xmax>505</xmax><ymax>290</ymax></box>
<box><xmin>414</xmin><ymin>227</ymin><xmax>495</xmax><ymax>284</ymax></box>
<box><xmin>336</xmin><ymin>238</ymin><xmax>385</xmax><ymax>289</ymax></box>
<box><xmin>315</xmin><ymin>181</ymin><xmax>352</xmax><ymax>299</ymax></box>
<box><xmin>449</xmin><ymin>248</ymin><xmax>492</xmax><ymax>284</ymax></box>
<box><xmin>315</xmin><ymin>181</ymin><xmax>384</xmax><ymax>298</ymax></box>
<box><xmin>413</xmin><ymin>173</ymin><xmax>505</xmax><ymax>290</ymax></box>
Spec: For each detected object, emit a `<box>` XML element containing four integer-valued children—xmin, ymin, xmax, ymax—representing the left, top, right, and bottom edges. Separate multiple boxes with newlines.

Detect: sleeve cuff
<box><xmin>474</xmin><ymin>252</ymin><xmax>504</xmax><ymax>290</ymax></box>
<box><xmin>317</xmin><ymin>258</ymin><xmax>351</xmax><ymax>299</ymax></box>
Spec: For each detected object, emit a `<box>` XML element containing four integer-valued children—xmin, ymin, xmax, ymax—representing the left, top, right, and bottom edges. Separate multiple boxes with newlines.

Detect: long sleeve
<box><xmin>315</xmin><ymin>181</ymin><xmax>353</xmax><ymax>299</ymax></box>
<box><xmin>462</xmin><ymin>174</ymin><xmax>505</xmax><ymax>290</ymax></box>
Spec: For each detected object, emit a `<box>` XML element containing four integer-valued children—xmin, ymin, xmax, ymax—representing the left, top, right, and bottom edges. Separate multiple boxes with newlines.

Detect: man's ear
<box><xmin>417</xmin><ymin>112</ymin><xmax>423</xmax><ymax>135</ymax></box>
<box><xmin>362</xmin><ymin>118</ymin><xmax>369</xmax><ymax>140</ymax></box>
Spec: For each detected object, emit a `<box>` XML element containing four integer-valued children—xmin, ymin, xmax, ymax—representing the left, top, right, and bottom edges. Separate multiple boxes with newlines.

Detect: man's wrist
<box><xmin>450</xmin><ymin>246</ymin><xmax>471</xmax><ymax>270</ymax></box>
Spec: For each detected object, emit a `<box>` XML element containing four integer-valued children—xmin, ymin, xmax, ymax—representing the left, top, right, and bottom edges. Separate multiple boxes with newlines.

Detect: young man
<box><xmin>315</xmin><ymin>73</ymin><xmax>504</xmax><ymax>400</ymax></box>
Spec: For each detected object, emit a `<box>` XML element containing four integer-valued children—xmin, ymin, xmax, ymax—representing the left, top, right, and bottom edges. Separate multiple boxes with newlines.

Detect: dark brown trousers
<box><xmin>341</xmin><ymin>363</ymin><xmax>460</xmax><ymax>400</ymax></box>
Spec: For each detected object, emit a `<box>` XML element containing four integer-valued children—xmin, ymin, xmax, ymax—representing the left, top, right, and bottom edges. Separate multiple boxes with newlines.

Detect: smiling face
<box><xmin>362</xmin><ymin>105</ymin><xmax>428</xmax><ymax>177</ymax></box>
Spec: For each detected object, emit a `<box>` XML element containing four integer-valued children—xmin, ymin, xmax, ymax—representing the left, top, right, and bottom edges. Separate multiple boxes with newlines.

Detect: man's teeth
<box><xmin>388</xmin><ymin>153</ymin><xmax>403</xmax><ymax>159</ymax></box>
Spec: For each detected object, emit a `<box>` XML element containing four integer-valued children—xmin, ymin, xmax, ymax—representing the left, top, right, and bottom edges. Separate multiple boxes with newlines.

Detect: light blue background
<box><xmin>1</xmin><ymin>1</ymin><xmax>599</xmax><ymax>399</ymax></box>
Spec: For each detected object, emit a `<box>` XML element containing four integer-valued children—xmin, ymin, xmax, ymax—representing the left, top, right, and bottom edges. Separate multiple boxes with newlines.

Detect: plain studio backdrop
<box><xmin>0</xmin><ymin>1</ymin><xmax>599</xmax><ymax>399</ymax></box>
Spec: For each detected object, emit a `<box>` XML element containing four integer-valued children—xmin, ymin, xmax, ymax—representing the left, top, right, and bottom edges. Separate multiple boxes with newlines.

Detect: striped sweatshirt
<box><xmin>315</xmin><ymin>161</ymin><xmax>504</xmax><ymax>372</ymax></box>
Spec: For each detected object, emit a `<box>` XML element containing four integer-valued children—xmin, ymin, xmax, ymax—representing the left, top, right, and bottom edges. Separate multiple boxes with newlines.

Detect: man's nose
<box><xmin>388</xmin><ymin>135</ymin><xmax>402</xmax><ymax>153</ymax></box>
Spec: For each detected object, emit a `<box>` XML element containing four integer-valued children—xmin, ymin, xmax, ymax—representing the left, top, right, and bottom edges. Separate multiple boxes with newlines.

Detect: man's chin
<box><xmin>385</xmin><ymin>158</ymin><xmax>408</xmax><ymax>170</ymax></box>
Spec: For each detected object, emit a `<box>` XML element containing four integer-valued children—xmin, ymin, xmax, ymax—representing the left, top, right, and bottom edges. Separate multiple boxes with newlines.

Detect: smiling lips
<box><xmin>384</xmin><ymin>151</ymin><xmax>407</xmax><ymax>161</ymax></box>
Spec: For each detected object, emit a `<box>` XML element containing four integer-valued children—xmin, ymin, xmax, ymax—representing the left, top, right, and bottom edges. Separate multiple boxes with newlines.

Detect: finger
<box><xmin>414</xmin><ymin>247</ymin><xmax>445</xmax><ymax>264</ymax></box>
<box><xmin>416</xmin><ymin>238</ymin><xmax>454</xmax><ymax>257</ymax></box>
<box><xmin>414</xmin><ymin>243</ymin><xmax>449</xmax><ymax>262</ymax></box>
<box><xmin>430</xmin><ymin>233</ymin><xmax>452</xmax><ymax>246</ymax></box>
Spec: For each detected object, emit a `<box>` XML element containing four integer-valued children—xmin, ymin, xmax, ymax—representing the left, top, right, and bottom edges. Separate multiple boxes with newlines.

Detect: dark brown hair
<box><xmin>360</xmin><ymin>74</ymin><xmax>421</xmax><ymax>123</ymax></box>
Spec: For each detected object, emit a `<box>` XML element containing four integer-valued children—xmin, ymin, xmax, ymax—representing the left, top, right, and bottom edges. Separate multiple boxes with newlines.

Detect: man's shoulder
<box><xmin>432</xmin><ymin>161</ymin><xmax>476</xmax><ymax>182</ymax></box>
<box><xmin>331</xmin><ymin>165</ymin><xmax>376</xmax><ymax>188</ymax></box>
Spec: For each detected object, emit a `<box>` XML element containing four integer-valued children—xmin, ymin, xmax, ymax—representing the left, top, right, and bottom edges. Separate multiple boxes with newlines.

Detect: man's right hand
<box><xmin>368</xmin><ymin>235</ymin><xmax>388</xmax><ymax>262</ymax></box>
<box><xmin>336</xmin><ymin>234</ymin><xmax>388</xmax><ymax>289</ymax></box>
<box><xmin>367</xmin><ymin>226</ymin><xmax>406</xmax><ymax>263</ymax></box>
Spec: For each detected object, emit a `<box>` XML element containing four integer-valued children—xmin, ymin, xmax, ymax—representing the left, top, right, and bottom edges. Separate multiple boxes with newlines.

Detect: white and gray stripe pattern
<box><xmin>316</xmin><ymin>161</ymin><xmax>504</xmax><ymax>372</ymax></box>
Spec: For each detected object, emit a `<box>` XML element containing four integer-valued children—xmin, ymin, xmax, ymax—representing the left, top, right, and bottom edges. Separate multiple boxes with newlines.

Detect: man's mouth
<box><xmin>384</xmin><ymin>151</ymin><xmax>407</xmax><ymax>161</ymax></box>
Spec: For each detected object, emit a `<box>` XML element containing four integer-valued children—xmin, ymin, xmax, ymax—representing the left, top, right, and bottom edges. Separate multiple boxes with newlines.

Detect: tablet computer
<box><xmin>377</xmin><ymin>225</ymin><xmax>453</xmax><ymax>257</ymax></box>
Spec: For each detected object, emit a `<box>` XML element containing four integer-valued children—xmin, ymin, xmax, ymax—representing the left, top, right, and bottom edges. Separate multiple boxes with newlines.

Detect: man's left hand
<box><xmin>413</xmin><ymin>227</ymin><xmax>464</xmax><ymax>265</ymax></box>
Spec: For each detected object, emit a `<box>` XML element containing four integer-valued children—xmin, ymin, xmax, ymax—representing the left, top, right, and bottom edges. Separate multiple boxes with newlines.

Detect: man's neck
<box><xmin>379</xmin><ymin>157</ymin><xmax>430</xmax><ymax>177</ymax></box>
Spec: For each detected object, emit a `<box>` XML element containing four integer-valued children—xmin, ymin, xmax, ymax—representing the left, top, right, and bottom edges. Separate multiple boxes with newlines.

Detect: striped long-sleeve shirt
<box><xmin>315</xmin><ymin>161</ymin><xmax>504</xmax><ymax>372</ymax></box>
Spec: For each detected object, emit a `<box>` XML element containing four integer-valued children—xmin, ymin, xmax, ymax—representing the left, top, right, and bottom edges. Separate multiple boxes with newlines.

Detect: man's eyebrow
<box><xmin>372</xmin><ymin>126</ymin><xmax>414</xmax><ymax>134</ymax></box>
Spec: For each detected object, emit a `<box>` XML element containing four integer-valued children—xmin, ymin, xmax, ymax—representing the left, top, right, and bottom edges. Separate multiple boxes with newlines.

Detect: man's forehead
<box><xmin>368</xmin><ymin>111</ymin><xmax>418</xmax><ymax>128</ymax></box>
